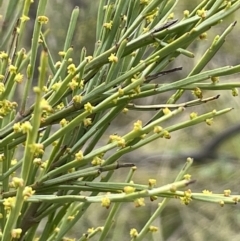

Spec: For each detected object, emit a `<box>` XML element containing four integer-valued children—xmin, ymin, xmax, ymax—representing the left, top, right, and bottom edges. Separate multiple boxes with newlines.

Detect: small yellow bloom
<box><xmin>163</xmin><ymin>108</ymin><xmax>171</xmax><ymax>115</ymax></box>
<box><xmin>134</xmin><ymin>198</ymin><xmax>145</xmax><ymax>207</ymax></box>
<box><xmin>122</xmin><ymin>108</ymin><xmax>129</xmax><ymax>114</ymax></box>
<box><xmin>85</xmin><ymin>56</ymin><xmax>93</xmax><ymax>62</ymax></box>
<box><xmin>75</xmin><ymin>151</ymin><xmax>84</xmax><ymax>161</ymax></box>
<box><xmin>38</xmin><ymin>16</ymin><xmax>49</xmax><ymax>24</ymax></box>
<box><xmin>197</xmin><ymin>9</ymin><xmax>207</xmax><ymax>18</ymax></box>
<box><xmin>133</xmin><ymin>120</ymin><xmax>142</xmax><ymax>132</ymax></box>
<box><xmin>12</xmin><ymin>177</ymin><xmax>24</xmax><ymax>188</ymax></box>
<box><xmin>118</xmin><ymin>88</ymin><xmax>124</xmax><ymax>96</ymax></box>
<box><xmin>148</xmin><ymin>179</ymin><xmax>156</xmax><ymax>187</ymax></box>
<box><xmin>20</xmin><ymin>15</ymin><xmax>30</xmax><ymax>22</ymax></box>
<box><xmin>199</xmin><ymin>32</ymin><xmax>207</xmax><ymax>40</ymax></box>
<box><xmin>183</xmin><ymin>174</ymin><xmax>191</xmax><ymax>180</ymax></box>
<box><xmin>205</xmin><ymin>118</ymin><xmax>213</xmax><ymax>126</ymax></box>
<box><xmin>223</xmin><ymin>189</ymin><xmax>231</xmax><ymax>197</ymax></box>
<box><xmin>180</xmin><ymin>189</ymin><xmax>192</xmax><ymax>205</ymax></box>
<box><xmin>163</xmin><ymin>130</ymin><xmax>171</xmax><ymax>139</ymax></box>
<box><xmin>83</xmin><ymin>118</ymin><xmax>92</xmax><ymax>127</ymax></box>
<box><xmin>11</xmin><ymin>228</ymin><xmax>22</xmax><ymax>239</ymax></box>
<box><xmin>3</xmin><ymin>197</ymin><xmax>16</xmax><ymax>211</ymax></box>
<box><xmin>73</xmin><ymin>95</ymin><xmax>82</xmax><ymax>103</ymax></box>
<box><xmin>153</xmin><ymin>126</ymin><xmax>162</xmax><ymax>133</ymax></box>
<box><xmin>9</xmin><ymin>65</ymin><xmax>17</xmax><ymax>74</ymax></box>
<box><xmin>84</xmin><ymin>102</ymin><xmax>94</xmax><ymax>113</ymax></box>
<box><xmin>101</xmin><ymin>196</ymin><xmax>111</xmax><ymax>208</ymax></box>
<box><xmin>232</xmin><ymin>88</ymin><xmax>238</xmax><ymax>97</ymax></box>
<box><xmin>23</xmin><ymin>186</ymin><xmax>35</xmax><ymax>200</ymax></box>
<box><xmin>40</xmin><ymin>99</ymin><xmax>52</xmax><ymax>112</ymax></box>
<box><xmin>219</xmin><ymin>200</ymin><xmax>224</xmax><ymax>207</ymax></box>
<box><xmin>13</xmin><ymin>122</ymin><xmax>22</xmax><ymax>133</ymax></box>
<box><xmin>55</xmin><ymin>61</ymin><xmax>62</xmax><ymax>68</ymax></box>
<box><xmin>67</xmin><ymin>215</ymin><xmax>75</xmax><ymax>221</ymax></box>
<box><xmin>202</xmin><ymin>189</ymin><xmax>212</xmax><ymax>195</ymax></box>
<box><xmin>130</xmin><ymin>228</ymin><xmax>138</xmax><ymax>238</ymax></box>
<box><xmin>192</xmin><ymin>87</ymin><xmax>202</xmax><ymax>98</ymax></box>
<box><xmin>11</xmin><ymin>159</ymin><xmax>17</xmax><ymax>166</ymax></box>
<box><xmin>0</xmin><ymin>51</ymin><xmax>8</xmax><ymax>59</ymax></box>
<box><xmin>168</xmin><ymin>12</ymin><xmax>174</xmax><ymax>19</ymax></box>
<box><xmin>21</xmin><ymin>121</ymin><xmax>33</xmax><ymax>133</ymax></box>
<box><xmin>211</xmin><ymin>76</ymin><xmax>219</xmax><ymax>83</ymax></box>
<box><xmin>88</xmin><ymin>227</ymin><xmax>95</xmax><ymax>233</ymax></box>
<box><xmin>123</xmin><ymin>186</ymin><xmax>136</xmax><ymax>194</ymax></box>
<box><xmin>56</xmin><ymin>102</ymin><xmax>65</xmax><ymax>110</ymax></box>
<box><xmin>58</xmin><ymin>51</ymin><xmax>65</xmax><ymax>57</ymax></box>
<box><xmin>91</xmin><ymin>156</ymin><xmax>103</xmax><ymax>166</ymax></box>
<box><xmin>103</xmin><ymin>21</ymin><xmax>113</xmax><ymax>30</ymax></box>
<box><xmin>29</xmin><ymin>143</ymin><xmax>44</xmax><ymax>156</ymax></box>
<box><xmin>14</xmin><ymin>73</ymin><xmax>24</xmax><ymax>83</ymax></box>
<box><xmin>51</xmin><ymin>82</ymin><xmax>62</xmax><ymax>91</ymax></box>
<box><xmin>190</xmin><ymin>112</ymin><xmax>198</xmax><ymax>120</ymax></box>
<box><xmin>67</xmin><ymin>63</ymin><xmax>77</xmax><ymax>75</ymax></box>
<box><xmin>108</xmin><ymin>53</ymin><xmax>118</xmax><ymax>63</ymax></box>
<box><xmin>68</xmin><ymin>78</ymin><xmax>78</xmax><ymax>90</ymax></box>
<box><xmin>60</xmin><ymin>118</ymin><xmax>69</xmax><ymax>127</ymax></box>
<box><xmin>149</xmin><ymin>226</ymin><xmax>158</xmax><ymax>232</ymax></box>
<box><xmin>183</xmin><ymin>10</ymin><xmax>190</xmax><ymax>18</ymax></box>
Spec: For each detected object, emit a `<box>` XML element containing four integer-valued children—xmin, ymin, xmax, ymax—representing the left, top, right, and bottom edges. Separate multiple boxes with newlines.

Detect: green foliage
<box><xmin>0</xmin><ymin>0</ymin><xmax>240</xmax><ymax>240</ymax></box>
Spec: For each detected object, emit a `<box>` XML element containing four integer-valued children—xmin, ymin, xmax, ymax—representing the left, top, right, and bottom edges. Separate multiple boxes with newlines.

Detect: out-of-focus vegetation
<box><xmin>0</xmin><ymin>0</ymin><xmax>240</xmax><ymax>240</ymax></box>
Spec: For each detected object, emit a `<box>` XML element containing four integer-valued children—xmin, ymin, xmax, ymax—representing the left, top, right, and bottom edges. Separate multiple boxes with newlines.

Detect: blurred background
<box><xmin>1</xmin><ymin>0</ymin><xmax>240</xmax><ymax>240</ymax></box>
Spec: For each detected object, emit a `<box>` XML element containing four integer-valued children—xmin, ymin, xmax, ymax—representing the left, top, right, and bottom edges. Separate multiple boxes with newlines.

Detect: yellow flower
<box><xmin>75</xmin><ymin>151</ymin><xmax>84</xmax><ymax>161</ymax></box>
<box><xmin>9</xmin><ymin>65</ymin><xmax>17</xmax><ymax>74</ymax></box>
<box><xmin>108</xmin><ymin>53</ymin><xmax>118</xmax><ymax>63</ymax></box>
<box><xmin>67</xmin><ymin>63</ymin><xmax>77</xmax><ymax>75</ymax></box>
<box><xmin>123</xmin><ymin>186</ymin><xmax>136</xmax><ymax>194</ymax></box>
<box><xmin>148</xmin><ymin>179</ymin><xmax>156</xmax><ymax>187</ymax></box>
<box><xmin>11</xmin><ymin>229</ymin><xmax>22</xmax><ymax>239</ymax></box>
<box><xmin>51</xmin><ymin>82</ymin><xmax>62</xmax><ymax>91</ymax></box>
<box><xmin>103</xmin><ymin>21</ymin><xmax>113</xmax><ymax>29</ymax></box>
<box><xmin>12</xmin><ymin>177</ymin><xmax>24</xmax><ymax>188</ymax></box>
<box><xmin>73</xmin><ymin>95</ymin><xmax>82</xmax><ymax>103</ymax></box>
<box><xmin>29</xmin><ymin>143</ymin><xmax>44</xmax><ymax>156</ymax></box>
<box><xmin>133</xmin><ymin>120</ymin><xmax>142</xmax><ymax>132</ymax></box>
<box><xmin>183</xmin><ymin>10</ymin><xmax>190</xmax><ymax>18</ymax></box>
<box><xmin>21</xmin><ymin>121</ymin><xmax>32</xmax><ymax>133</ymax></box>
<box><xmin>153</xmin><ymin>126</ymin><xmax>162</xmax><ymax>134</ymax></box>
<box><xmin>149</xmin><ymin>226</ymin><xmax>158</xmax><ymax>232</ymax></box>
<box><xmin>130</xmin><ymin>228</ymin><xmax>138</xmax><ymax>238</ymax></box>
<box><xmin>101</xmin><ymin>196</ymin><xmax>111</xmax><ymax>208</ymax></box>
<box><xmin>134</xmin><ymin>198</ymin><xmax>145</xmax><ymax>207</ymax></box>
<box><xmin>202</xmin><ymin>189</ymin><xmax>212</xmax><ymax>194</ymax></box>
<box><xmin>20</xmin><ymin>15</ymin><xmax>30</xmax><ymax>22</ymax></box>
<box><xmin>190</xmin><ymin>112</ymin><xmax>198</xmax><ymax>120</ymax></box>
<box><xmin>13</xmin><ymin>73</ymin><xmax>23</xmax><ymax>83</ymax></box>
<box><xmin>223</xmin><ymin>189</ymin><xmax>231</xmax><ymax>197</ymax></box>
<box><xmin>60</xmin><ymin>118</ymin><xmax>69</xmax><ymax>127</ymax></box>
<box><xmin>91</xmin><ymin>156</ymin><xmax>103</xmax><ymax>166</ymax></box>
<box><xmin>23</xmin><ymin>186</ymin><xmax>35</xmax><ymax>200</ymax></box>
<box><xmin>205</xmin><ymin>118</ymin><xmax>213</xmax><ymax>126</ymax></box>
<box><xmin>183</xmin><ymin>174</ymin><xmax>191</xmax><ymax>180</ymax></box>
<box><xmin>180</xmin><ymin>189</ymin><xmax>192</xmax><ymax>205</ymax></box>
<box><xmin>163</xmin><ymin>108</ymin><xmax>171</xmax><ymax>115</ymax></box>
<box><xmin>83</xmin><ymin>118</ymin><xmax>92</xmax><ymax>127</ymax></box>
<box><xmin>38</xmin><ymin>16</ymin><xmax>49</xmax><ymax>24</ymax></box>
<box><xmin>84</xmin><ymin>102</ymin><xmax>94</xmax><ymax>113</ymax></box>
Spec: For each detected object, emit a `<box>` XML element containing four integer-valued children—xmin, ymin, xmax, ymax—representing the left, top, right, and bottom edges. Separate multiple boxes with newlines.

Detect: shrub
<box><xmin>0</xmin><ymin>0</ymin><xmax>240</xmax><ymax>240</ymax></box>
